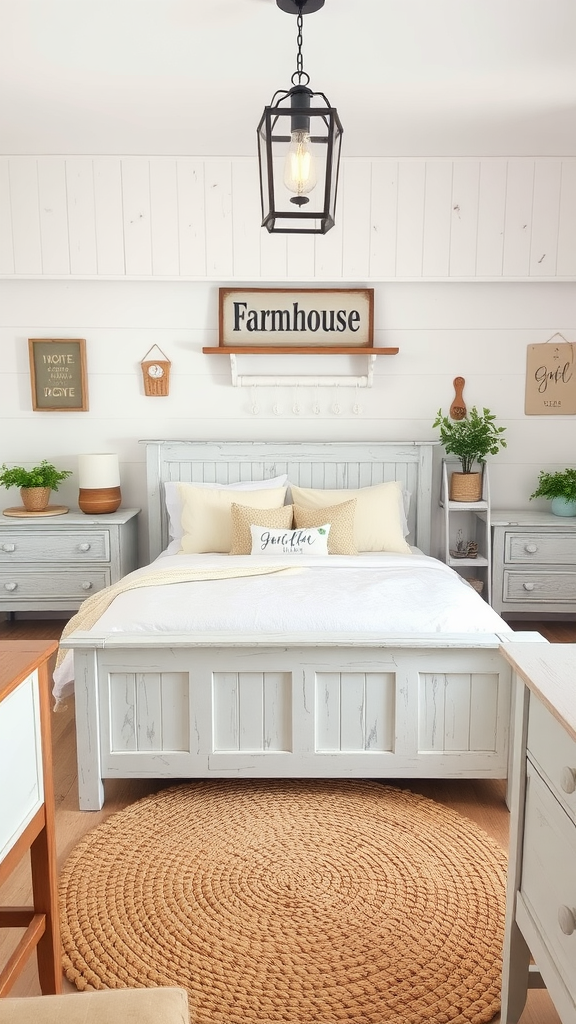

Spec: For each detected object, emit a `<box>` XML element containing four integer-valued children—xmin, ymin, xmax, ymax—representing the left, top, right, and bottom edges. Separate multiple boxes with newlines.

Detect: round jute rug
<box><xmin>59</xmin><ymin>779</ymin><xmax>507</xmax><ymax>1024</ymax></box>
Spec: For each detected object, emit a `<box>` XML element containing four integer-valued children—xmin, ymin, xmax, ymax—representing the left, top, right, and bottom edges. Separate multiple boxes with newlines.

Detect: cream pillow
<box><xmin>230</xmin><ymin>503</ymin><xmax>294</xmax><ymax>555</ymax></box>
<box><xmin>166</xmin><ymin>475</ymin><xmax>288</xmax><ymax>542</ymax></box>
<box><xmin>250</xmin><ymin>524</ymin><xmax>330</xmax><ymax>556</ymax></box>
<box><xmin>289</xmin><ymin>481</ymin><xmax>411</xmax><ymax>554</ymax></box>
<box><xmin>293</xmin><ymin>499</ymin><xmax>357</xmax><ymax>555</ymax></box>
<box><xmin>179</xmin><ymin>484</ymin><xmax>288</xmax><ymax>553</ymax></box>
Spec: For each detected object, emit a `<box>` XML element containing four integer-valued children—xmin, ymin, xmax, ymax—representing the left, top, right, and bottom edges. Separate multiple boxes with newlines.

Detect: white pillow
<box><xmin>164</xmin><ymin>475</ymin><xmax>288</xmax><ymax>542</ymax></box>
<box><xmin>250</xmin><ymin>524</ymin><xmax>330</xmax><ymax>556</ymax></box>
<box><xmin>289</xmin><ymin>480</ymin><xmax>411</xmax><ymax>554</ymax></box>
<box><xmin>179</xmin><ymin>484</ymin><xmax>288</xmax><ymax>554</ymax></box>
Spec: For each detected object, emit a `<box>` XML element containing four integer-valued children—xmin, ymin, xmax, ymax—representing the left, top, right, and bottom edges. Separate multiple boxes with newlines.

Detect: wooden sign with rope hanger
<box><xmin>525</xmin><ymin>332</ymin><xmax>576</xmax><ymax>415</ymax></box>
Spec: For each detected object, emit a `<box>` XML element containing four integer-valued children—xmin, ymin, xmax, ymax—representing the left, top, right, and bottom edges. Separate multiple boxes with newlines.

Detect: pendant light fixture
<box><xmin>257</xmin><ymin>0</ymin><xmax>343</xmax><ymax>234</ymax></box>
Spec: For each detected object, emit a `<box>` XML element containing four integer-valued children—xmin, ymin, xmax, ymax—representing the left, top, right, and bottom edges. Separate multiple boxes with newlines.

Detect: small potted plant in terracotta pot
<box><xmin>433</xmin><ymin>406</ymin><xmax>507</xmax><ymax>501</ymax></box>
<box><xmin>530</xmin><ymin>468</ymin><xmax>576</xmax><ymax>517</ymax></box>
<box><xmin>0</xmin><ymin>460</ymin><xmax>72</xmax><ymax>511</ymax></box>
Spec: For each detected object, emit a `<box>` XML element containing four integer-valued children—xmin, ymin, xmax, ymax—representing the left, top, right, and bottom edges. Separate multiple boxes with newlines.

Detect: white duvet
<box><xmin>52</xmin><ymin>549</ymin><xmax>511</xmax><ymax>703</ymax></box>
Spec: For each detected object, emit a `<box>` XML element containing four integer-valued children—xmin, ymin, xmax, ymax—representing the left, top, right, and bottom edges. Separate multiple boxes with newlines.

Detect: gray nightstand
<box><xmin>492</xmin><ymin>510</ymin><xmax>576</xmax><ymax>616</ymax></box>
<box><xmin>0</xmin><ymin>508</ymin><xmax>139</xmax><ymax>614</ymax></box>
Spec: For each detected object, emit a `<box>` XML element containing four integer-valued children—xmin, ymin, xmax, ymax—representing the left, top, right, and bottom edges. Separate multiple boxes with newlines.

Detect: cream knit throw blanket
<box><xmin>55</xmin><ymin>563</ymin><xmax>300</xmax><ymax>669</ymax></box>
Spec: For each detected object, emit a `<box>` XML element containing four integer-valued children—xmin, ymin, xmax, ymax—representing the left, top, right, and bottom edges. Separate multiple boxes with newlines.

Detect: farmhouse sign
<box><xmin>28</xmin><ymin>338</ymin><xmax>88</xmax><ymax>412</ymax></box>
<box><xmin>218</xmin><ymin>288</ymin><xmax>374</xmax><ymax>348</ymax></box>
<box><xmin>525</xmin><ymin>336</ymin><xmax>576</xmax><ymax>416</ymax></box>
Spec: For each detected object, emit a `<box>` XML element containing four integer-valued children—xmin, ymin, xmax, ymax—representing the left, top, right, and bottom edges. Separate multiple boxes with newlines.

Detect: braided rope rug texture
<box><xmin>59</xmin><ymin>779</ymin><xmax>507</xmax><ymax>1024</ymax></box>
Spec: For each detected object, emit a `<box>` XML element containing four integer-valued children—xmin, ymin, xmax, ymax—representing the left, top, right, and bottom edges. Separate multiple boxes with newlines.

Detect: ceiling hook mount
<box><xmin>276</xmin><ymin>1</ymin><xmax>325</xmax><ymax>14</ymax></box>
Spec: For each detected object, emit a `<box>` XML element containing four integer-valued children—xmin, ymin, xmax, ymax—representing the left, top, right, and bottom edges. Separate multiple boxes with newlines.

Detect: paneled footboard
<box><xmin>65</xmin><ymin>631</ymin><xmax>545</xmax><ymax>810</ymax></box>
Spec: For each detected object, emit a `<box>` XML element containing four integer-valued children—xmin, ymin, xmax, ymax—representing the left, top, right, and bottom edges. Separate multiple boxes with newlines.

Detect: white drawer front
<box><xmin>0</xmin><ymin>531</ymin><xmax>110</xmax><ymax>563</ymax></box>
<box><xmin>0</xmin><ymin>569</ymin><xmax>110</xmax><ymax>600</ymax></box>
<box><xmin>528</xmin><ymin>696</ymin><xmax>576</xmax><ymax>823</ymax></box>
<box><xmin>521</xmin><ymin>766</ymin><xmax>576</xmax><ymax>1003</ymax></box>
<box><xmin>503</xmin><ymin>571</ymin><xmax>576</xmax><ymax>603</ymax></box>
<box><xmin>505</xmin><ymin>532</ymin><xmax>576</xmax><ymax>565</ymax></box>
<box><xmin>0</xmin><ymin>671</ymin><xmax>43</xmax><ymax>862</ymax></box>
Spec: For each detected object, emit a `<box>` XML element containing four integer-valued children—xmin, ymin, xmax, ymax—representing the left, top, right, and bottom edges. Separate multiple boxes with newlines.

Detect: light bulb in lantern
<box><xmin>283</xmin><ymin>130</ymin><xmax>317</xmax><ymax>204</ymax></box>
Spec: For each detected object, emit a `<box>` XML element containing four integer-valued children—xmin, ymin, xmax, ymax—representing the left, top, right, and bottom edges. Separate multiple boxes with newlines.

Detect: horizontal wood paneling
<box><xmin>0</xmin><ymin>278</ymin><xmax>575</xmax><ymax>563</ymax></box>
<box><xmin>1</xmin><ymin>158</ymin><xmax>576</xmax><ymax>281</ymax></box>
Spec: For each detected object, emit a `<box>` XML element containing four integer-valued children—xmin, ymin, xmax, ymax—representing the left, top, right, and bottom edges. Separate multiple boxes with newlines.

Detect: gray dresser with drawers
<box><xmin>500</xmin><ymin>643</ymin><xmax>576</xmax><ymax>1024</ymax></box>
<box><xmin>492</xmin><ymin>510</ymin><xmax>576</xmax><ymax>616</ymax></box>
<box><xmin>0</xmin><ymin>508</ymin><xmax>139</xmax><ymax>614</ymax></box>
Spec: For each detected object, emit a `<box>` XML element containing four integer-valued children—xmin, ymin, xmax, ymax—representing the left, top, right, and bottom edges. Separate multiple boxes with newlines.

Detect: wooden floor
<box><xmin>1</xmin><ymin>615</ymin><xmax>573</xmax><ymax>1020</ymax></box>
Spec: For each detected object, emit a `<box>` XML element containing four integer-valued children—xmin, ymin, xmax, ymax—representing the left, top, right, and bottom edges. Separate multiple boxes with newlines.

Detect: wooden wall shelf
<box><xmin>202</xmin><ymin>346</ymin><xmax>399</xmax><ymax>355</ymax></box>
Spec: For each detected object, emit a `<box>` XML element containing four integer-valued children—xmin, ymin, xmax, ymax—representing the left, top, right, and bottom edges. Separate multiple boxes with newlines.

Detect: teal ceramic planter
<box><xmin>551</xmin><ymin>496</ymin><xmax>576</xmax><ymax>517</ymax></box>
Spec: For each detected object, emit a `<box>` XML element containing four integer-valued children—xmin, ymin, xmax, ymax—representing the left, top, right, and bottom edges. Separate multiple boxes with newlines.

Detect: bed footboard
<box><xmin>66</xmin><ymin>631</ymin><xmax>545</xmax><ymax>810</ymax></box>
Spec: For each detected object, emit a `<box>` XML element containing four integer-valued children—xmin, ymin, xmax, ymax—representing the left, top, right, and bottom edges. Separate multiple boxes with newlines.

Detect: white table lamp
<box><xmin>78</xmin><ymin>453</ymin><xmax>121</xmax><ymax>514</ymax></box>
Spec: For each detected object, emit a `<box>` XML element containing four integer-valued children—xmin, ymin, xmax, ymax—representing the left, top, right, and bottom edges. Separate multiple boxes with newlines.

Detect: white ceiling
<box><xmin>2</xmin><ymin>0</ymin><xmax>576</xmax><ymax>157</ymax></box>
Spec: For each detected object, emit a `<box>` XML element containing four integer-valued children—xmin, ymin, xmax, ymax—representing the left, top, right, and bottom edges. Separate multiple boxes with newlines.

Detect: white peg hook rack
<box><xmin>229</xmin><ymin>352</ymin><xmax>377</xmax><ymax>388</ymax></box>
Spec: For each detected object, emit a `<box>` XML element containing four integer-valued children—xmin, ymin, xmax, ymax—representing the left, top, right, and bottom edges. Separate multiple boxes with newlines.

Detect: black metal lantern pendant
<box><xmin>257</xmin><ymin>0</ymin><xmax>343</xmax><ymax>234</ymax></box>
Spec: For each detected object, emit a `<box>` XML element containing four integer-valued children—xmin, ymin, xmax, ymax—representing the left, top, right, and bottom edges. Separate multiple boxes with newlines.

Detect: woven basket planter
<box><xmin>449</xmin><ymin>471</ymin><xmax>482</xmax><ymax>502</ymax></box>
<box><xmin>20</xmin><ymin>486</ymin><xmax>51</xmax><ymax>511</ymax></box>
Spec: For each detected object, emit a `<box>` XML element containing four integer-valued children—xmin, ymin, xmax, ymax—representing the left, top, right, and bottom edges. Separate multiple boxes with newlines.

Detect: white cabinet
<box><xmin>500</xmin><ymin>643</ymin><xmax>576</xmax><ymax>1024</ymax></box>
<box><xmin>492</xmin><ymin>511</ymin><xmax>576</xmax><ymax>617</ymax></box>
<box><xmin>440</xmin><ymin>461</ymin><xmax>491</xmax><ymax>603</ymax></box>
<box><xmin>0</xmin><ymin>509</ymin><xmax>139</xmax><ymax>614</ymax></box>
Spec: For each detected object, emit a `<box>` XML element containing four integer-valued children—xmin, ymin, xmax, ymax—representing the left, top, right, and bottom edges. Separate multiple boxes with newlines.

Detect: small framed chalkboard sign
<box><xmin>28</xmin><ymin>338</ymin><xmax>89</xmax><ymax>412</ymax></box>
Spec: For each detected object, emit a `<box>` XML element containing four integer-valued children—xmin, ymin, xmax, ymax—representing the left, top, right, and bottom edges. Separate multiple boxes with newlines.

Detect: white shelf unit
<box><xmin>440</xmin><ymin>461</ymin><xmax>492</xmax><ymax>604</ymax></box>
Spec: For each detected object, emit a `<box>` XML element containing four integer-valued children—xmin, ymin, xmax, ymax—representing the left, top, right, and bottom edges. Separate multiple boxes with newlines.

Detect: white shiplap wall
<box><xmin>1</xmin><ymin>277</ymin><xmax>575</xmax><ymax>561</ymax></box>
<box><xmin>1</xmin><ymin>157</ymin><xmax>576</xmax><ymax>281</ymax></box>
<box><xmin>1</xmin><ymin>153</ymin><xmax>575</xmax><ymax>566</ymax></box>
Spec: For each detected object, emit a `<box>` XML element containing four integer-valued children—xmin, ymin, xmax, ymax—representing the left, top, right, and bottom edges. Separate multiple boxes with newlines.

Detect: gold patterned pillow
<box><xmin>293</xmin><ymin>499</ymin><xmax>357</xmax><ymax>555</ymax></box>
<box><xmin>230</xmin><ymin>503</ymin><xmax>294</xmax><ymax>555</ymax></box>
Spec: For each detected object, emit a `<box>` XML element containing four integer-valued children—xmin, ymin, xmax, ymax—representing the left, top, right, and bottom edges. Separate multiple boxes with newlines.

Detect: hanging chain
<box><xmin>291</xmin><ymin>4</ymin><xmax>310</xmax><ymax>86</ymax></box>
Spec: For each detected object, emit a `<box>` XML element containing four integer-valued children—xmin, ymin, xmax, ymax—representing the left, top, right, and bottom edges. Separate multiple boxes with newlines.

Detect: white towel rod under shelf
<box><xmin>229</xmin><ymin>353</ymin><xmax>377</xmax><ymax>388</ymax></box>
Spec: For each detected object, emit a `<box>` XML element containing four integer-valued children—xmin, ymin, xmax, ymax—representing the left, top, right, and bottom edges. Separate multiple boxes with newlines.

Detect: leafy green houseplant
<box><xmin>433</xmin><ymin>406</ymin><xmax>507</xmax><ymax>501</ymax></box>
<box><xmin>0</xmin><ymin>460</ymin><xmax>72</xmax><ymax>511</ymax></box>
<box><xmin>530</xmin><ymin>468</ymin><xmax>576</xmax><ymax>517</ymax></box>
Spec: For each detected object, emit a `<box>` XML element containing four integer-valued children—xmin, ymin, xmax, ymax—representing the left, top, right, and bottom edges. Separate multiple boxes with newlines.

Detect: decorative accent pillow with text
<box><xmin>250</xmin><ymin>524</ymin><xmax>331</xmax><ymax>556</ymax></box>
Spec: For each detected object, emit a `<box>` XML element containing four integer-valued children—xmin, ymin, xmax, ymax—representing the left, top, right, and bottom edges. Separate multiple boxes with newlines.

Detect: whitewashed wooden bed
<box><xmin>61</xmin><ymin>440</ymin><xmax>544</xmax><ymax>810</ymax></box>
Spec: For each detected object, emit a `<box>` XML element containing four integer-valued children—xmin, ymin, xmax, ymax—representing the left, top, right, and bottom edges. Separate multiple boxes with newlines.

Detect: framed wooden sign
<box><xmin>218</xmin><ymin>288</ymin><xmax>374</xmax><ymax>349</ymax></box>
<box><xmin>28</xmin><ymin>338</ymin><xmax>88</xmax><ymax>412</ymax></box>
<box><xmin>525</xmin><ymin>337</ymin><xmax>576</xmax><ymax>415</ymax></box>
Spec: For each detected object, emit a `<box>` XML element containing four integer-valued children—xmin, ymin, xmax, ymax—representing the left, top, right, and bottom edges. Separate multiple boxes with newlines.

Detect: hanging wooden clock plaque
<box><xmin>141</xmin><ymin>346</ymin><xmax>171</xmax><ymax>396</ymax></box>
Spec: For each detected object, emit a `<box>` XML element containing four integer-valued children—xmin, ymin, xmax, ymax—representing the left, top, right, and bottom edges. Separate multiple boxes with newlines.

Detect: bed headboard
<box><xmin>142</xmin><ymin>440</ymin><xmax>437</xmax><ymax>562</ymax></box>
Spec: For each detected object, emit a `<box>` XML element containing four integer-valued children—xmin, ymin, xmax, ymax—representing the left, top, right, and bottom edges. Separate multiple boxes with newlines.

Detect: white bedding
<box><xmin>53</xmin><ymin>549</ymin><xmax>510</xmax><ymax>704</ymax></box>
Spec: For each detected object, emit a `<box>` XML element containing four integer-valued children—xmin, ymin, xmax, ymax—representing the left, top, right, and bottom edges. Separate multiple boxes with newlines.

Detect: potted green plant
<box><xmin>0</xmin><ymin>460</ymin><xmax>72</xmax><ymax>511</ymax></box>
<box><xmin>432</xmin><ymin>406</ymin><xmax>507</xmax><ymax>501</ymax></box>
<box><xmin>530</xmin><ymin>468</ymin><xmax>576</xmax><ymax>517</ymax></box>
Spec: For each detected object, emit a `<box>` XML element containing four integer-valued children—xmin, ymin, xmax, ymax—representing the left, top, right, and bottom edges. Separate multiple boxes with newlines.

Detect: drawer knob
<box><xmin>523</xmin><ymin>582</ymin><xmax>535</xmax><ymax>592</ymax></box>
<box><xmin>78</xmin><ymin>542</ymin><xmax>91</xmax><ymax>552</ymax></box>
<box><xmin>81</xmin><ymin>581</ymin><xmax>93</xmax><ymax>591</ymax></box>
<box><xmin>524</xmin><ymin>543</ymin><xmax>538</xmax><ymax>554</ymax></box>
<box><xmin>558</xmin><ymin>905</ymin><xmax>576</xmax><ymax>936</ymax></box>
<box><xmin>1</xmin><ymin>543</ymin><xmax>15</xmax><ymax>552</ymax></box>
<box><xmin>4</xmin><ymin>582</ymin><xmax>17</xmax><ymax>591</ymax></box>
<box><xmin>560</xmin><ymin>766</ymin><xmax>576</xmax><ymax>794</ymax></box>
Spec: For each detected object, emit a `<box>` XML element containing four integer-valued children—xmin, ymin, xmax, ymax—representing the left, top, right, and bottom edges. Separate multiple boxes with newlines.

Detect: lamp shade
<box><xmin>78</xmin><ymin>453</ymin><xmax>120</xmax><ymax>488</ymax></box>
<box><xmin>78</xmin><ymin>453</ymin><xmax>121</xmax><ymax>514</ymax></box>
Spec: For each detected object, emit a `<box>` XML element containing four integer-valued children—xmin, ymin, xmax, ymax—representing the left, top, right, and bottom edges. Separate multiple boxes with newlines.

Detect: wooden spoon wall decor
<box><xmin>450</xmin><ymin>376</ymin><xmax>467</xmax><ymax>420</ymax></box>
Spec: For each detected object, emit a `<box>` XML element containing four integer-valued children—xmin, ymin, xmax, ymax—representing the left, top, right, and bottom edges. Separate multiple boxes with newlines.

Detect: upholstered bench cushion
<box><xmin>0</xmin><ymin>987</ymin><xmax>189</xmax><ymax>1024</ymax></box>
